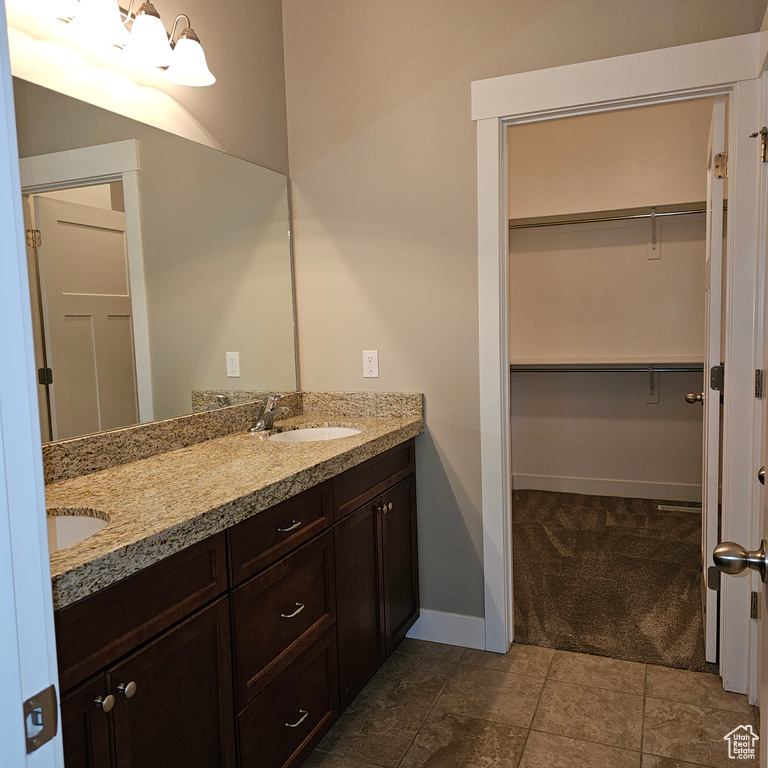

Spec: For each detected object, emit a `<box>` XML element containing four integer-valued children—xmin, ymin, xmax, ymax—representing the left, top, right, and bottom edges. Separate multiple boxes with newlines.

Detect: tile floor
<box><xmin>305</xmin><ymin>640</ymin><xmax>759</xmax><ymax>768</ymax></box>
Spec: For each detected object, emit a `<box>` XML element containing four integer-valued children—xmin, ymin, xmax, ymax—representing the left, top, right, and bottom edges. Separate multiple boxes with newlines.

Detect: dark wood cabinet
<box><xmin>238</xmin><ymin>630</ymin><xmax>339</xmax><ymax>768</ymax></box>
<box><xmin>232</xmin><ymin>530</ymin><xmax>336</xmax><ymax>710</ymax></box>
<box><xmin>61</xmin><ymin>598</ymin><xmax>235</xmax><ymax>768</ymax></box>
<box><xmin>57</xmin><ymin>438</ymin><xmax>418</xmax><ymax>768</ymax></box>
<box><xmin>110</xmin><ymin>597</ymin><xmax>235</xmax><ymax>768</ymax></box>
<box><xmin>334</xmin><ymin>499</ymin><xmax>386</xmax><ymax>708</ymax></box>
<box><xmin>382</xmin><ymin>475</ymin><xmax>419</xmax><ymax>653</ymax></box>
<box><xmin>334</xmin><ymin>459</ymin><xmax>419</xmax><ymax>710</ymax></box>
<box><xmin>55</xmin><ymin>533</ymin><xmax>228</xmax><ymax>693</ymax></box>
<box><xmin>60</xmin><ymin>677</ymin><xmax>111</xmax><ymax>768</ymax></box>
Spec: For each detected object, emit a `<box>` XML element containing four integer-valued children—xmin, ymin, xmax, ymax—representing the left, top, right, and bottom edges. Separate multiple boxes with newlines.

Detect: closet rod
<box><xmin>508</xmin><ymin>201</ymin><xmax>708</xmax><ymax>231</ymax></box>
<box><xmin>510</xmin><ymin>366</ymin><xmax>704</xmax><ymax>374</ymax></box>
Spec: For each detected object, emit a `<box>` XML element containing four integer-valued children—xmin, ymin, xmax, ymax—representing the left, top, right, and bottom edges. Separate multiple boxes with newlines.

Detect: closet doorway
<box><xmin>507</xmin><ymin>97</ymin><xmax>725</xmax><ymax>671</ymax></box>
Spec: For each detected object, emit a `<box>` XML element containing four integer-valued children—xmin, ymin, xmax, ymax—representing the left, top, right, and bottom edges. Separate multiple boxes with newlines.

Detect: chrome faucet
<box><xmin>249</xmin><ymin>394</ymin><xmax>288</xmax><ymax>433</ymax></box>
<box><xmin>208</xmin><ymin>393</ymin><xmax>231</xmax><ymax>409</ymax></box>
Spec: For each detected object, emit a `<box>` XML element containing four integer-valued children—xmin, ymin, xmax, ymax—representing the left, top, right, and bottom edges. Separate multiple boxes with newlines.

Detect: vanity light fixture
<box><xmin>69</xmin><ymin>0</ymin><xmax>129</xmax><ymax>46</ymax></box>
<box><xmin>122</xmin><ymin>1</ymin><xmax>172</xmax><ymax>67</ymax></box>
<box><xmin>44</xmin><ymin>0</ymin><xmax>216</xmax><ymax>86</ymax></box>
<box><xmin>164</xmin><ymin>15</ymin><xmax>215</xmax><ymax>86</ymax></box>
<box><xmin>14</xmin><ymin>0</ymin><xmax>79</xmax><ymax>21</ymax></box>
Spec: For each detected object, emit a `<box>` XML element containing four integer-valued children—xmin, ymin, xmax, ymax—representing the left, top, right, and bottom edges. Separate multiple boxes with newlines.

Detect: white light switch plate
<box><xmin>363</xmin><ymin>350</ymin><xmax>379</xmax><ymax>378</ymax></box>
<box><xmin>226</xmin><ymin>352</ymin><xmax>240</xmax><ymax>378</ymax></box>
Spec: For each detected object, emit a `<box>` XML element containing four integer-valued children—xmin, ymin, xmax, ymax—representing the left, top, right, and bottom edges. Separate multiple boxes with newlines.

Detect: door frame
<box><xmin>20</xmin><ymin>140</ymin><xmax>154</xmax><ymax>425</ymax></box>
<box><xmin>0</xmin><ymin>0</ymin><xmax>64</xmax><ymax>762</ymax></box>
<box><xmin>473</xmin><ymin>32</ymin><xmax>768</xmax><ymax>699</ymax></box>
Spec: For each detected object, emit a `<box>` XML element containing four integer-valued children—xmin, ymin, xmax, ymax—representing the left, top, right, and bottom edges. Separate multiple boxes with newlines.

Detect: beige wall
<box><xmin>511</xmin><ymin>371</ymin><xmax>704</xmax><ymax>500</ymax></box>
<box><xmin>7</xmin><ymin>0</ymin><xmax>288</xmax><ymax>172</ymax></box>
<box><xmin>507</xmin><ymin>100</ymin><xmax>716</xmax><ymax>219</ymax></box>
<box><xmin>282</xmin><ymin>0</ymin><xmax>766</xmax><ymax>619</ymax></box>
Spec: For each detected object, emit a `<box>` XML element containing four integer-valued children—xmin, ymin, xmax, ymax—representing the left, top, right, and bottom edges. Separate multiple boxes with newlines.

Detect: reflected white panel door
<box><xmin>34</xmin><ymin>196</ymin><xmax>138</xmax><ymax>440</ymax></box>
<box><xmin>702</xmin><ymin>99</ymin><xmax>726</xmax><ymax>663</ymax></box>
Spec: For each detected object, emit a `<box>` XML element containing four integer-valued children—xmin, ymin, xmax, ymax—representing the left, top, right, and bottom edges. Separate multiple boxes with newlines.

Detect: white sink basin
<box><xmin>47</xmin><ymin>509</ymin><xmax>108</xmax><ymax>551</ymax></box>
<box><xmin>269</xmin><ymin>427</ymin><xmax>362</xmax><ymax>443</ymax></box>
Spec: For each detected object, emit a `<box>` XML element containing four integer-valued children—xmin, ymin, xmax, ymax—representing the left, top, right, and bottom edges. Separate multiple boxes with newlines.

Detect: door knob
<box><xmin>713</xmin><ymin>540</ymin><xmax>768</xmax><ymax>582</ymax></box>
<box><xmin>760</xmin><ymin>466</ymin><xmax>765</xmax><ymax>485</ymax></box>
<box><xmin>685</xmin><ymin>392</ymin><xmax>704</xmax><ymax>404</ymax></box>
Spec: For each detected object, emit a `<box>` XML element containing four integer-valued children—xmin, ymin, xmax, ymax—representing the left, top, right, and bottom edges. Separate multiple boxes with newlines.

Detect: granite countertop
<box><xmin>47</xmin><ymin>414</ymin><xmax>423</xmax><ymax>610</ymax></box>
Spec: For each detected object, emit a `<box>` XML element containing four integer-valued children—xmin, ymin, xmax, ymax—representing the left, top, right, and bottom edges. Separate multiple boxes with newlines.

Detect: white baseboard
<box><xmin>406</xmin><ymin>609</ymin><xmax>486</xmax><ymax>650</ymax></box>
<box><xmin>513</xmin><ymin>473</ymin><xmax>702</xmax><ymax>502</ymax></box>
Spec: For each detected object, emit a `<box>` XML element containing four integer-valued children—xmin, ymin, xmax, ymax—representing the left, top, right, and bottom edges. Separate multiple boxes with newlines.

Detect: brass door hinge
<box><xmin>756</xmin><ymin>369</ymin><xmax>764</xmax><ymax>399</ymax></box>
<box><xmin>25</xmin><ymin>229</ymin><xmax>41</xmax><ymax>248</ymax></box>
<box><xmin>751</xmin><ymin>127</ymin><xmax>768</xmax><ymax>163</ymax></box>
<box><xmin>714</xmin><ymin>152</ymin><xmax>728</xmax><ymax>179</ymax></box>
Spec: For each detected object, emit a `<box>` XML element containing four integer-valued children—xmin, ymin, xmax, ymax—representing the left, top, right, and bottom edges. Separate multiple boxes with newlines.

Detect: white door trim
<box><xmin>19</xmin><ymin>140</ymin><xmax>154</xmax><ymax>425</ymax></box>
<box><xmin>0</xmin><ymin>0</ymin><xmax>63</xmax><ymax>762</ymax></box>
<box><xmin>473</xmin><ymin>33</ymin><xmax>765</xmax><ymax>696</ymax></box>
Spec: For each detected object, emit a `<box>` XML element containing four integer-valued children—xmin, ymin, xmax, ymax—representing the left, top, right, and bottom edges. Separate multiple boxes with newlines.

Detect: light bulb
<box><xmin>165</xmin><ymin>29</ymin><xmax>215</xmax><ymax>87</ymax></box>
<box><xmin>69</xmin><ymin>0</ymin><xmax>130</xmax><ymax>46</ymax></box>
<box><xmin>124</xmin><ymin>2</ymin><xmax>172</xmax><ymax>67</ymax></box>
<box><xmin>10</xmin><ymin>0</ymin><xmax>78</xmax><ymax>20</ymax></box>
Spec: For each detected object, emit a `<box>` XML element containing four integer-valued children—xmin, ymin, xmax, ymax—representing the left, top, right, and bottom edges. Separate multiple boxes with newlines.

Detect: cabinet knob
<box><xmin>94</xmin><ymin>694</ymin><xmax>115</xmax><ymax>712</ymax></box>
<box><xmin>388</xmin><ymin>502</ymin><xmax>393</xmax><ymax>512</ymax></box>
<box><xmin>117</xmin><ymin>681</ymin><xmax>137</xmax><ymax>699</ymax></box>
<box><xmin>285</xmin><ymin>709</ymin><xmax>309</xmax><ymax>728</ymax></box>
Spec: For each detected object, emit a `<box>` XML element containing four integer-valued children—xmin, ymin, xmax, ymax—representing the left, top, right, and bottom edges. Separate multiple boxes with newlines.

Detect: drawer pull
<box><xmin>285</xmin><ymin>709</ymin><xmax>309</xmax><ymax>728</ymax></box>
<box><xmin>281</xmin><ymin>602</ymin><xmax>305</xmax><ymax>619</ymax></box>
<box><xmin>277</xmin><ymin>520</ymin><xmax>302</xmax><ymax>533</ymax></box>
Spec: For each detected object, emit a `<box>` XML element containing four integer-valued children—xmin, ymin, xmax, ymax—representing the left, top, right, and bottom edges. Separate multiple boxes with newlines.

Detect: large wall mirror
<box><xmin>13</xmin><ymin>78</ymin><xmax>297</xmax><ymax>443</ymax></box>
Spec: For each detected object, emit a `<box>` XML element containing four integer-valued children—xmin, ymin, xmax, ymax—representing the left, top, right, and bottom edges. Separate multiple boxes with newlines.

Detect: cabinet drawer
<box><xmin>333</xmin><ymin>440</ymin><xmax>415</xmax><ymax>521</ymax></box>
<box><xmin>232</xmin><ymin>530</ymin><xmax>335</xmax><ymax>711</ymax></box>
<box><xmin>55</xmin><ymin>533</ymin><xmax>227</xmax><ymax>692</ymax></box>
<box><xmin>238</xmin><ymin>630</ymin><xmax>338</xmax><ymax>768</ymax></box>
<box><xmin>228</xmin><ymin>480</ymin><xmax>332</xmax><ymax>585</ymax></box>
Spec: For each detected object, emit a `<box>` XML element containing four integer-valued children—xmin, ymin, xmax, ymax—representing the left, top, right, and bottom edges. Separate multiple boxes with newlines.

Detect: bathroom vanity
<box><xmin>45</xmin><ymin>393</ymin><xmax>423</xmax><ymax>768</ymax></box>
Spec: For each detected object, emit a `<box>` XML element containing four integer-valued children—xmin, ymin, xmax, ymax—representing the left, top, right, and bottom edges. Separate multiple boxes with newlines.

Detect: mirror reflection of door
<box><xmin>23</xmin><ymin>183</ymin><xmax>139</xmax><ymax>441</ymax></box>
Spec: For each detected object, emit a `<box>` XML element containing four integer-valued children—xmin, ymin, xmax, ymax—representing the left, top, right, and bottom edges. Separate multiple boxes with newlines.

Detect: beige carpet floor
<box><xmin>512</xmin><ymin>490</ymin><xmax>716</xmax><ymax>673</ymax></box>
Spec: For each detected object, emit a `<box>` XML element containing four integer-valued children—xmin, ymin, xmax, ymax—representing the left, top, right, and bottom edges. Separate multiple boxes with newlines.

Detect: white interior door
<box><xmin>702</xmin><ymin>98</ymin><xmax>726</xmax><ymax>664</ymax></box>
<box><xmin>34</xmin><ymin>196</ymin><xmax>138</xmax><ymax>440</ymax></box>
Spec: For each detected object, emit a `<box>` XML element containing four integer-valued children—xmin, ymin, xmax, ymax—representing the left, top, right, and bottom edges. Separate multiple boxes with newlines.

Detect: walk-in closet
<box><xmin>507</xmin><ymin>98</ymin><xmax>723</xmax><ymax>671</ymax></box>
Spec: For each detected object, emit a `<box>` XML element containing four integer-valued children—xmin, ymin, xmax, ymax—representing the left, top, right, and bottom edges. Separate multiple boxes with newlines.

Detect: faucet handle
<box><xmin>262</xmin><ymin>394</ymin><xmax>283</xmax><ymax>410</ymax></box>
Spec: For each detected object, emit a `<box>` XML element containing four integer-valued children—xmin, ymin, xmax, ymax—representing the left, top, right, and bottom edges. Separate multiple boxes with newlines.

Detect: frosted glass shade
<box><xmin>70</xmin><ymin>0</ymin><xmax>129</xmax><ymax>46</ymax></box>
<box><xmin>124</xmin><ymin>9</ymin><xmax>172</xmax><ymax>67</ymax></box>
<box><xmin>165</xmin><ymin>36</ymin><xmax>215</xmax><ymax>86</ymax></box>
<box><xmin>12</xmin><ymin>0</ymin><xmax>78</xmax><ymax>20</ymax></box>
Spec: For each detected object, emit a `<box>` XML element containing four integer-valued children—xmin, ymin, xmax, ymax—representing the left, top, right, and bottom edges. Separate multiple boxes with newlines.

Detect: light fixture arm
<box><xmin>119</xmin><ymin>0</ymin><xmax>137</xmax><ymax>24</ymax></box>
<box><xmin>169</xmin><ymin>14</ymin><xmax>196</xmax><ymax>48</ymax></box>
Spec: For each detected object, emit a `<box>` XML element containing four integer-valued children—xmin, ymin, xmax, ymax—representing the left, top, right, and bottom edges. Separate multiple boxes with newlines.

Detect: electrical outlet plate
<box><xmin>226</xmin><ymin>352</ymin><xmax>240</xmax><ymax>378</ymax></box>
<box><xmin>363</xmin><ymin>350</ymin><xmax>379</xmax><ymax>378</ymax></box>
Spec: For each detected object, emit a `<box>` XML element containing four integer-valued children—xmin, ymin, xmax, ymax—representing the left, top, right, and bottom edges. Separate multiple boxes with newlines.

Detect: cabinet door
<box><xmin>110</xmin><ymin>597</ymin><xmax>235</xmax><ymax>768</ymax></box>
<box><xmin>334</xmin><ymin>499</ymin><xmax>385</xmax><ymax>709</ymax></box>
<box><xmin>382</xmin><ymin>474</ymin><xmax>419</xmax><ymax>654</ymax></box>
<box><xmin>60</xmin><ymin>676</ymin><xmax>112</xmax><ymax>768</ymax></box>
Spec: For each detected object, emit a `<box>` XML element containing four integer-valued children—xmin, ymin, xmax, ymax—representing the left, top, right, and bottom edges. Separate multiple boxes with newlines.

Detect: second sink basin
<box><xmin>47</xmin><ymin>508</ymin><xmax>108</xmax><ymax>551</ymax></box>
<box><xmin>269</xmin><ymin>427</ymin><xmax>362</xmax><ymax>443</ymax></box>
